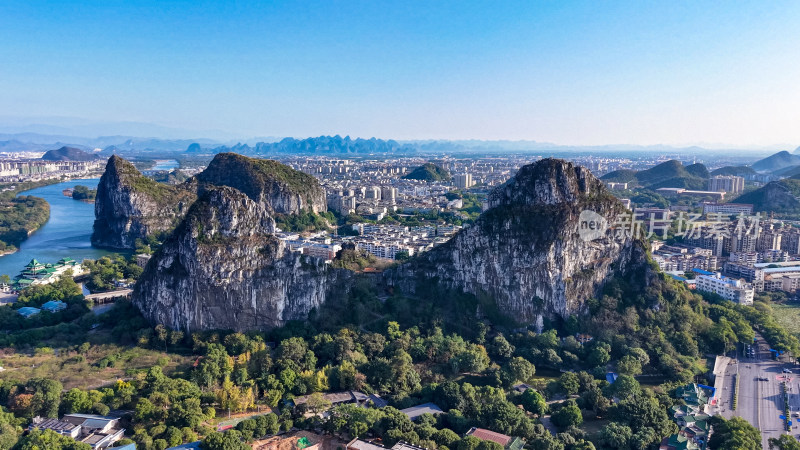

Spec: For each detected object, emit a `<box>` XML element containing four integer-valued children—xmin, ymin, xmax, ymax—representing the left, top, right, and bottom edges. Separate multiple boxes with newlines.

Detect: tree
<box><xmin>769</xmin><ymin>435</ymin><xmax>800</xmax><ymax>450</ymax></box>
<box><xmin>16</xmin><ymin>429</ymin><xmax>91</xmax><ymax>450</ymax></box>
<box><xmin>586</xmin><ymin>343</ymin><xmax>611</xmax><ymax>368</ymax></box>
<box><xmin>708</xmin><ymin>417</ymin><xmax>761</xmax><ymax>450</ymax></box>
<box><xmin>506</xmin><ymin>357</ymin><xmax>535</xmax><ymax>384</ymax></box>
<box><xmin>458</xmin><ymin>436</ymin><xmax>482</xmax><ymax>450</ymax></box>
<box><xmin>629</xmin><ymin>428</ymin><xmax>658</xmax><ymax>450</ymax></box>
<box><xmin>599</xmin><ymin>422</ymin><xmax>632</xmax><ymax>449</ymax></box>
<box><xmin>193</xmin><ymin>344</ymin><xmax>234</xmax><ymax>389</ymax></box>
<box><xmin>28</xmin><ymin>378</ymin><xmax>63</xmax><ymax>418</ymax></box>
<box><xmin>476</xmin><ymin>440</ymin><xmax>504</xmax><ymax>450</ymax></box>
<box><xmin>61</xmin><ymin>389</ymin><xmax>91</xmax><ymax>415</ymax></box>
<box><xmin>169</xmin><ymin>397</ymin><xmax>205</xmax><ymax>429</ymax></box>
<box><xmin>609</xmin><ymin>375</ymin><xmax>640</xmax><ymax>400</ymax></box>
<box><xmin>306</xmin><ymin>392</ymin><xmax>332</xmax><ymax>414</ymax></box>
<box><xmin>558</xmin><ymin>373</ymin><xmax>580</xmax><ymax>396</ymax></box>
<box><xmin>520</xmin><ymin>389</ymin><xmax>547</xmax><ymax>416</ymax></box>
<box><xmin>550</xmin><ymin>401</ymin><xmax>582</xmax><ymax>430</ymax></box>
<box><xmin>433</xmin><ymin>429</ymin><xmax>461</xmax><ymax>448</ymax></box>
<box><xmin>616</xmin><ymin>355</ymin><xmax>642</xmax><ymax>376</ymax></box>
<box><xmin>490</xmin><ymin>335</ymin><xmax>515</xmax><ymax>359</ymax></box>
<box><xmin>200</xmin><ymin>430</ymin><xmax>249</xmax><ymax>450</ymax></box>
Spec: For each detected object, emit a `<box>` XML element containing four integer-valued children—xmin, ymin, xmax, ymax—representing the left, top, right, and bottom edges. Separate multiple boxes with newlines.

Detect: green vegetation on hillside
<box><xmin>0</xmin><ymin>196</ymin><xmax>49</xmax><ymax>254</ymax></box>
<box><xmin>0</xmin><ymin>180</ymin><xmax>65</xmax><ymax>255</ymax></box>
<box><xmin>403</xmin><ymin>163</ymin><xmax>451</xmax><ymax>182</ymax></box>
<box><xmin>196</xmin><ymin>153</ymin><xmax>322</xmax><ymax>202</ymax></box>
<box><xmin>41</xmin><ymin>146</ymin><xmax>99</xmax><ymax>162</ymax></box>
<box><xmin>600</xmin><ymin>160</ymin><xmax>708</xmax><ymax>190</ymax></box>
<box><xmin>149</xmin><ymin>170</ymin><xmax>189</xmax><ymax>185</ymax></box>
<box><xmin>275</xmin><ymin>210</ymin><xmax>335</xmax><ymax>233</ymax></box>
<box><xmin>0</xmin><ymin>248</ymin><xmax>797</xmax><ymax>449</ymax></box>
<box><xmin>710</xmin><ymin>165</ymin><xmax>756</xmax><ymax>177</ymax></box>
<box><xmin>83</xmin><ymin>254</ymin><xmax>144</xmax><ymax>292</ymax></box>
<box><xmin>732</xmin><ymin>179</ymin><xmax>800</xmax><ymax>215</ymax></box>
<box><xmin>751</xmin><ymin>150</ymin><xmax>800</xmax><ymax>172</ymax></box>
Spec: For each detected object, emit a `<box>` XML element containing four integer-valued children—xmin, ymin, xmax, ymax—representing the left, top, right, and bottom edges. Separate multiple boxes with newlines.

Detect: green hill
<box><xmin>600</xmin><ymin>169</ymin><xmax>637</xmax><ymax>183</ymax></box>
<box><xmin>41</xmin><ymin>146</ymin><xmax>99</xmax><ymax>162</ymax></box>
<box><xmin>403</xmin><ymin>162</ymin><xmax>451</xmax><ymax>182</ymax></box>
<box><xmin>733</xmin><ymin>179</ymin><xmax>800</xmax><ymax>213</ymax></box>
<box><xmin>685</xmin><ymin>163</ymin><xmax>709</xmax><ymax>178</ymax></box>
<box><xmin>751</xmin><ymin>151</ymin><xmax>800</xmax><ymax>172</ymax></box>
<box><xmin>601</xmin><ymin>160</ymin><xmax>708</xmax><ymax>190</ymax></box>
<box><xmin>711</xmin><ymin>166</ymin><xmax>756</xmax><ymax>177</ymax></box>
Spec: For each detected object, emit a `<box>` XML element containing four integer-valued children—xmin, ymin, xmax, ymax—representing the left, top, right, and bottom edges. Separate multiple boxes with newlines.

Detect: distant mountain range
<box><xmin>750</xmin><ymin>151</ymin><xmax>800</xmax><ymax>172</ymax></box>
<box><xmin>193</xmin><ymin>136</ymin><xmax>415</xmax><ymax>155</ymax></box>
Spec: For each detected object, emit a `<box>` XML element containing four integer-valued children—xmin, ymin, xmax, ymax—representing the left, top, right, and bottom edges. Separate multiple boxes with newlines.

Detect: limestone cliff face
<box><xmin>92</xmin><ymin>153</ymin><xmax>327</xmax><ymax>250</ymax></box>
<box><xmin>91</xmin><ymin>156</ymin><xmax>196</xmax><ymax>250</ymax></box>
<box><xmin>133</xmin><ymin>186</ymin><xmax>348</xmax><ymax>331</ymax></box>
<box><xmin>388</xmin><ymin>158</ymin><xmax>644</xmax><ymax>325</ymax></box>
<box><xmin>194</xmin><ymin>153</ymin><xmax>327</xmax><ymax>215</ymax></box>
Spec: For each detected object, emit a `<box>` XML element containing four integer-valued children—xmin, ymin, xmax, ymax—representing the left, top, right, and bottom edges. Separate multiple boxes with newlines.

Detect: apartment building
<box><xmin>694</xmin><ymin>271</ymin><xmax>754</xmax><ymax>305</ymax></box>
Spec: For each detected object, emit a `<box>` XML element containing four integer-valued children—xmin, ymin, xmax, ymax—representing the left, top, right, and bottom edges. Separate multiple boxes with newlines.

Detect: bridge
<box><xmin>85</xmin><ymin>289</ymin><xmax>132</xmax><ymax>303</ymax></box>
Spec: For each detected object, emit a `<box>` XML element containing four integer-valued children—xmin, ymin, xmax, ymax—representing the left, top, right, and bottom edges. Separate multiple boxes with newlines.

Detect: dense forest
<box><xmin>0</xmin><ymin>179</ymin><xmax>65</xmax><ymax>254</ymax></box>
<box><xmin>0</xmin><ymin>196</ymin><xmax>49</xmax><ymax>254</ymax></box>
<box><xmin>0</xmin><ymin>252</ymin><xmax>798</xmax><ymax>449</ymax></box>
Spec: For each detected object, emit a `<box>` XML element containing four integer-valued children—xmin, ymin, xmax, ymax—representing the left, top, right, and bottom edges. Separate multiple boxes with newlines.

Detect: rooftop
<box><xmin>399</xmin><ymin>402</ymin><xmax>444</xmax><ymax>420</ymax></box>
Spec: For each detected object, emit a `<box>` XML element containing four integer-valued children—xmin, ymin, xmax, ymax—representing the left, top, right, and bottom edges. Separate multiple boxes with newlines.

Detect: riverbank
<box><xmin>0</xmin><ymin>178</ymin><xmax>118</xmax><ymax>278</ymax></box>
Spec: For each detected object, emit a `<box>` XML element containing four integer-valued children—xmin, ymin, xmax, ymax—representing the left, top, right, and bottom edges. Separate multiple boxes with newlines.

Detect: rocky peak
<box><xmin>133</xmin><ymin>184</ymin><xmax>346</xmax><ymax>332</ymax></box>
<box><xmin>194</xmin><ymin>152</ymin><xmax>326</xmax><ymax>214</ymax></box>
<box><xmin>181</xmin><ymin>186</ymin><xmax>276</xmax><ymax>241</ymax></box>
<box><xmin>387</xmin><ymin>158</ymin><xmax>642</xmax><ymax>325</ymax></box>
<box><xmin>488</xmin><ymin>158</ymin><xmax>605</xmax><ymax>208</ymax></box>
<box><xmin>91</xmin><ymin>156</ymin><xmax>196</xmax><ymax>250</ymax></box>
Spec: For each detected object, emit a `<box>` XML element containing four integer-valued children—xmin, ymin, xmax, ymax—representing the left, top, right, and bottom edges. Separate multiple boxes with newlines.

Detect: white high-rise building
<box><xmin>695</xmin><ymin>272</ymin><xmax>754</xmax><ymax>305</ymax></box>
<box><xmin>454</xmin><ymin>173</ymin><xmax>474</xmax><ymax>189</ymax></box>
<box><xmin>708</xmin><ymin>175</ymin><xmax>745</xmax><ymax>194</ymax></box>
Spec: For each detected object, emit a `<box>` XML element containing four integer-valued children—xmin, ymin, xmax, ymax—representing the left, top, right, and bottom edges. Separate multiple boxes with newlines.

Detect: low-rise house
<box><xmin>659</xmin><ymin>433</ymin><xmax>700</xmax><ymax>450</ymax></box>
<box><xmin>392</xmin><ymin>442</ymin><xmax>428</xmax><ymax>450</ymax></box>
<box><xmin>661</xmin><ymin>384</ymin><xmax>714</xmax><ymax>450</ymax></box>
<box><xmin>347</xmin><ymin>439</ymin><xmax>387</xmax><ymax>450</ymax></box>
<box><xmin>293</xmin><ymin>390</ymin><xmax>384</xmax><ymax>410</ymax></box>
<box><xmin>512</xmin><ymin>383</ymin><xmax>533</xmax><ymax>393</ymax></box>
<box><xmin>399</xmin><ymin>402</ymin><xmax>444</xmax><ymax>421</ymax></box>
<box><xmin>41</xmin><ymin>300</ymin><xmax>67</xmax><ymax>313</ymax></box>
<box><xmin>30</xmin><ymin>413</ymin><xmax>125</xmax><ymax>449</ymax></box>
<box><xmin>17</xmin><ymin>306</ymin><xmax>40</xmax><ymax>318</ymax></box>
<box><xmin>465</xmin><ymin>428</ymin><xmax>524</xmax><ymax>450</ymax></box>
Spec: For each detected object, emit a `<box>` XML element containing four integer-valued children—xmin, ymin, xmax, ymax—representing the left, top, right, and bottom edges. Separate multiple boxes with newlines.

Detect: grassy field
<box><xmin>0</xmin><ymin>329</ymin><xmax>194</xmax><ymax>389</ymax></box>
<box><xmin>771</xmin><ymin>303</ymin><xmax>800</xmax><ymax>339</ymax></box>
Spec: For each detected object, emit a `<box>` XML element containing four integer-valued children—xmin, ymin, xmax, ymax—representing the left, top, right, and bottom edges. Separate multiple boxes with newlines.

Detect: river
<box><xmin>145</xmin><ymin>159</ymin><xmax>179</xmax><ymax>172</ymax></box>
<box><xmin>0</xmin><ymin>178</ymin><xmax>118</xmax><ymax>278</ymax></box>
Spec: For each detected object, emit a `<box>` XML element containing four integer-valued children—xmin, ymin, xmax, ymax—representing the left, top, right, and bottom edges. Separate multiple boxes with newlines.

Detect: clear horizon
<box><xmin>2</xmin><ymin>1</ymin><xmax>799</xmax><ymax>147</ymax></box>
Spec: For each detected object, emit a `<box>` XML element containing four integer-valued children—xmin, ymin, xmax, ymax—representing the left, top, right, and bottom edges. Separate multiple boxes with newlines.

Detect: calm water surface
<box><xmin>0</xmin><ymin>178</ymin><xmax>118</xmax><ymax>277</ymax></box>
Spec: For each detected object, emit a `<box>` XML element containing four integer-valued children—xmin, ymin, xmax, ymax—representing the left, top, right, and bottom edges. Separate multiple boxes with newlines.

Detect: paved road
<box><xmin>718</xmin><ymin>337</ymin><xmax>798</xmax><ymax>448</ymax></box>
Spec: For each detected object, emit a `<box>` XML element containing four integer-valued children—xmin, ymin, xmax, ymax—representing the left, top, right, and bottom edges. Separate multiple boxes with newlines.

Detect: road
<box><xmin>718</xmin><ymin>336</ymin><xmax>798</xmax><ymax>448</ymax></box>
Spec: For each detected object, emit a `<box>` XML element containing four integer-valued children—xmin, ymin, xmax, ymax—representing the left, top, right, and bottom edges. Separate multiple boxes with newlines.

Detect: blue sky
<box><xmin>1</xmin><ymin>1</ymin><xmax>799</xmax><ymax>145</ymax></box>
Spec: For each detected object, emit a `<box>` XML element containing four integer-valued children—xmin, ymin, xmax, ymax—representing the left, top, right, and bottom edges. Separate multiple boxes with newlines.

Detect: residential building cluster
<box><xmin>0</xmin><ymin>159</ymin><xmax>104</xmax><ymax>181</ymax></box>
<box><xmin>660</xmin><ymin>383</ymin><xmax>714</xmax><ymax>450</ymax></box>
